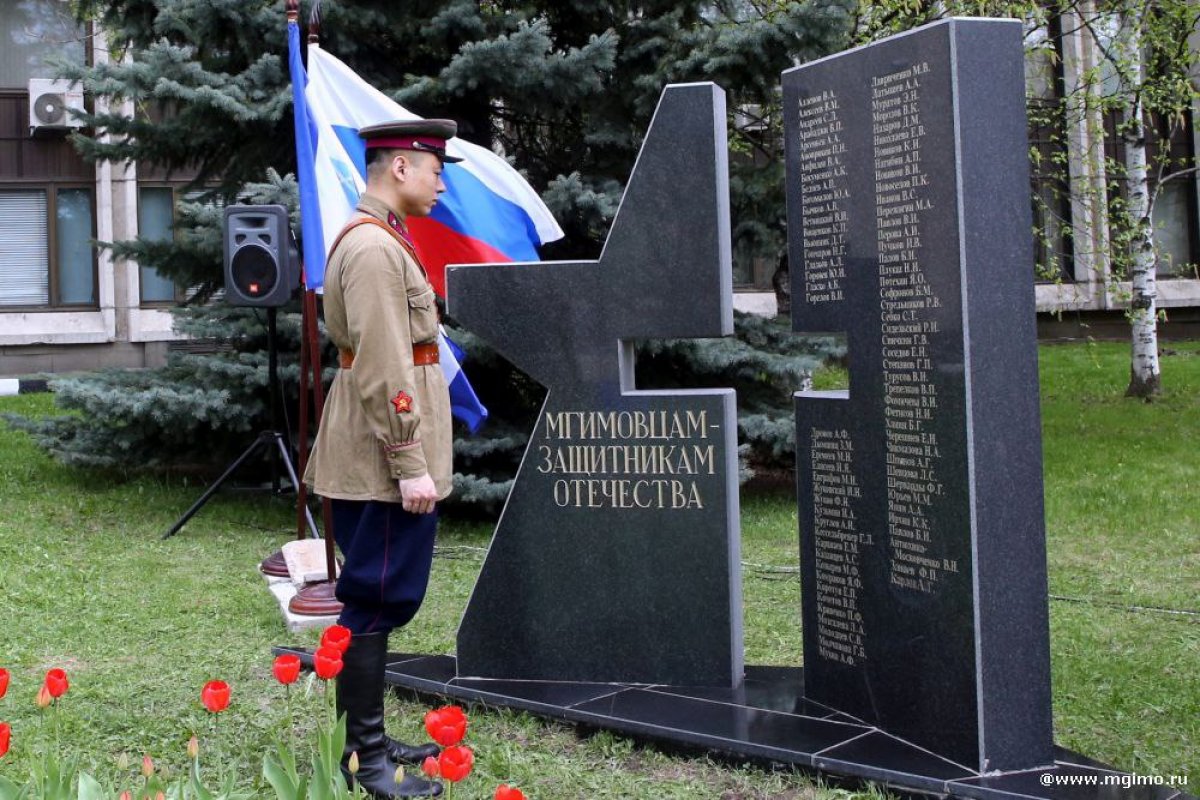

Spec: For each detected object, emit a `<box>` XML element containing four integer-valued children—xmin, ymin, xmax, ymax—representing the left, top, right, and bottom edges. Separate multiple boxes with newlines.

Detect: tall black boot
<box><xmin>386</xmin><ymin>737</ymin><xmax>439</xmax><ymax>766</ymax></box>
<box><xmin>337</xmin><ymin>632</ymin><xmax>442</xmax><ymax>798</ymax></box>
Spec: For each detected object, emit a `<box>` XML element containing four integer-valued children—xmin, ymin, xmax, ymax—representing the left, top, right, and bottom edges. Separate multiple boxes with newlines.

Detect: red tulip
<box><xmin>319</xmin><ymin>625</ymin><xmax>352</xmax><ymax>654</ymax></box>
<box><xmin>495</xmin><ymin>785</ymin><xmax>526</xmax><ymax>800</ymax></box>
<box><xmin>0</xmin><ymin>668</ymin><xmax>9</xmax><ymax>700</ymax></box>
<box><xmin>423</xmin><ymin>705</ymin><xmax>468</xmax><ymax>747</ymax></box>
<box><xmin>437</xmin><ymin>745</ymin><xmax>474</xmax><ymax>783</ymax></box>
<box><xmin>0</xmin><ymin>722</ymin><xmax>10</xmax><ymax>759</ymax></box>
<box><xmin>200</xmin><ymin>680</ymin><xmax>230</xmax><ymax>713</ymax></box>
<box><xmin>43</xmin><ymin>668</ymin><xmax>68</xmax><ymax>699</ymax></box>
<box><xmin>313</xmin><ymin>646</ymin><xmax>343</xmax><ymax>680</ymax></box>
<box><xmin>421</xmin><ymin>756</ymin><xmax>440</xmax><ymax>778</ymax></box>
<box><xmin>273</xmin><ymin>654</ymin><xmax>301</xmax><ymax>685</ymax></box>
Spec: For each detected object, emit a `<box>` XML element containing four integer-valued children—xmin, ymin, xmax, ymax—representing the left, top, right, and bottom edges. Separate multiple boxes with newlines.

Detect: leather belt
<box><xmin>339</xmin><ymin>341</ymin><xmax>439</xmax><ymax>369</ymax></box>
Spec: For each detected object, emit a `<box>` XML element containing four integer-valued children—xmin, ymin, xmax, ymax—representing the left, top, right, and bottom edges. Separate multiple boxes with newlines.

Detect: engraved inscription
<box><xmin>538</xmin><ymin>410</ymin><xmax>717</xmax><ymax>510</ymax></box>
<box><xmin>810</xmin><ymin>427</ymin><xmax>866</xmax><ymax>665</ymax></box>
<box><xmin>871</xmin><ymin>62</ymin><xmax>955</xmax><ymax>594</ymax></box>
<box><xmin>795</xmin><ymin>90</ymin><xmax>849</xmax><ymax>304</ymax></box>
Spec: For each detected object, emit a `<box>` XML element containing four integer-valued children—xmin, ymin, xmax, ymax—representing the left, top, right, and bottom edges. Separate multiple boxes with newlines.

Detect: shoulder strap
<box><xmin>326</xmin><ymin>216</ymin><xmax>424</xmax><ymax>273</ymax></box>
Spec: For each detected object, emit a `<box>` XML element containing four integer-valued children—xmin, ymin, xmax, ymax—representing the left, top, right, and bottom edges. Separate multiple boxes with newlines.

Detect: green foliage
<box><xmin>4</xmin><ymin>304</ymin><xmax>297</xmax><ymax>471</ymax></box>
<box><xmin>637</xmin><ymin>313</ymin><xmax>847</xmax><ymax>474</ymax></box>
<box><xmin>262</xmin><ymin>715</ymin><xmax>356</xmax><ymax>800</ymax></box>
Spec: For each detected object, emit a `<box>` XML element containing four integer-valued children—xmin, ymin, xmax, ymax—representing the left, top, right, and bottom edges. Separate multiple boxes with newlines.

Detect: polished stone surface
<box><xmin>783</xmin><ymin>18</ymin><xmax>1052</xmax><ymax>771</ymax></box>
<box><xmin>814</xmin><ymin>731</ymin><xmax>976</xmax><ymax>792</ymax></box>
<box><xmin>575</xmin><ymin>687</ymin><xmax>872</xmax><ymax>764</ymax></box>
<box><xmin>445</xmin><ymin>83</ymin><xmax>743</xmax><ymax>686</ymax></box>
<box><xmin>367</xmin><ymin>652</ymin><xmax>1192</xmax><ymax>800</ymax></box>
<box><xmin>449</xmin><ymin>678</ymin><xmax>629</xmax><ymax>715</ymax></box>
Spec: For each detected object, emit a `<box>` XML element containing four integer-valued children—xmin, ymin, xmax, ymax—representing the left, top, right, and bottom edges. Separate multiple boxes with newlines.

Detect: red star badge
<box><xmin>391</xmin><ymin>390</ymin><xmax>413</xmax><ymax>414</ymax></box>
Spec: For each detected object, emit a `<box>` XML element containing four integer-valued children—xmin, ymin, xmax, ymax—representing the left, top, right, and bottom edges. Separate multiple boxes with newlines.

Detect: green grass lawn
<box><xmin>0</xmin><ymin>340</ymin><xmax>1196</xmax><ymax>797</ymax></box>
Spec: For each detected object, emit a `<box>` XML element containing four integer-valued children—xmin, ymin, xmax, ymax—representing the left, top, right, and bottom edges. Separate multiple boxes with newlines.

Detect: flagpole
<box><xmin>286</xmin><ymin>0</ymin><xmax>343</xmax><ymax>617</ymax></box>
<box><xmin>308</xmin><ymin>0</ymin><xmax>321</xmax><ymax>44</ymax></box>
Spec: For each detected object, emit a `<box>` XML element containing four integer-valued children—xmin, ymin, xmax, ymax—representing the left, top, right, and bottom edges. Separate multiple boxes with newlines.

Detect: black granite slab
<box><xmin>572</xmin><ymin>687</ymin><xmax>869</xmax><ymax>765</ymax></box>
<box><xmin>447</xmin><ymin>677</ymin><xmax>630</xmax><ymax>716</ymax></box>
<box><xmin>366</xmin><ymin>653</ymin><xmax>1195</xmax><ymax>800</ymax></box>
<box><xmin>783</xmin><ymin>18</ymin><xmax>1053</xmax><ymax>772</ymax></box>
<box><xmin>644</xmin><ymin>665</ymin><xmax>855</xmax><ymax>722</ymax></box>
<box><xmin>444</xmin><ymin>83</ymin><xmax>743</xmax><ymax>687</ymax></box>
<box><xmin>815</xmin><ymin>731</ymin><xmax>977</xmax><ymax>790</ymax></box>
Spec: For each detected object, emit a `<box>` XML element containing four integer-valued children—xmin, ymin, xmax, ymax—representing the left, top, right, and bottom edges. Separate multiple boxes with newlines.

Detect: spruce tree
<box><xmin>11</xmin><ymin>0</ymin><xmax>853</xmax><ymax>510</ymax></box>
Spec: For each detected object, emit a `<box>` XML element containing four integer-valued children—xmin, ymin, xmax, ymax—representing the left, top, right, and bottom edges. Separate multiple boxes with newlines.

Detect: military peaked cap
<box><xmin>358</xmin><ymin>119</ymin><xmax>463</xmax><ymax>163</ymax></box>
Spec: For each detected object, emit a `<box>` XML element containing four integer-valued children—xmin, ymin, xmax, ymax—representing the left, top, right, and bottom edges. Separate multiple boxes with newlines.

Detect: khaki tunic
<box><xmin>303</xmin><ymin>195</ymin><xmax>453</xmax><ymax>502</ymax></box>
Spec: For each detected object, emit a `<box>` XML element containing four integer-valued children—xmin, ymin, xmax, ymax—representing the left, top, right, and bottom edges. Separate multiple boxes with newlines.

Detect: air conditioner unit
<box><xmin>28</xmin><ymin>78</ymin><xmax>85</xmax><ymax>134</ymax></box>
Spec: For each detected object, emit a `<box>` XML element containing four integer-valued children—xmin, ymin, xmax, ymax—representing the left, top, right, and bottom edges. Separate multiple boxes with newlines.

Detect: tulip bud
<box><xmin>187</xmin><ymin>735</ymin><xmax>199</xmax><ymax>760</ymax></box>
<box><xmin>36</xmin><ymin>685</ymin><xmax>51</xmax><ymax>709</ymax></box>
<box><xmin>115</xmin><ymin>752</ymin><xmax>130</xmax><ymax>771</ymax></box>
<box><xmin>348</xmin><ymin>751</ymin><xmax>360</xmax><ymax>775</ymax></box>
<box><xmin>394</xmin><ymin>765</ymin><xmax>406</xmax><ymax>784</ymax></box>
<box><xmin>119</xmin><ymin>792</ymin><xmax>132</xmax><ymax>800</ymax></box>
<box><xmin>156</xmin><ymin>793</ymin><xmax>165</xmax><ymax>800</ymax></box>
<box><xmin>142</xmin><ymin>754</ymin><xmax>154</xmax><ymax>778</ymax></box>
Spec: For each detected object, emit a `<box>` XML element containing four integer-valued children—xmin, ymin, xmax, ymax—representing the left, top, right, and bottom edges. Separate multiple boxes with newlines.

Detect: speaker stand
<box><xmin>163</xmin><ymin>308</ymin><xmax>319</xmax><ymax>540</ymax></box>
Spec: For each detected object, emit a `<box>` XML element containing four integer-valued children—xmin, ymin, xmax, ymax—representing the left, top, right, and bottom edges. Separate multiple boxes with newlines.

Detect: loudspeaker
<box><xmin>223</xmin><ymin>205</ymin><xmax>299</xmax><ymax>307</ymax></box>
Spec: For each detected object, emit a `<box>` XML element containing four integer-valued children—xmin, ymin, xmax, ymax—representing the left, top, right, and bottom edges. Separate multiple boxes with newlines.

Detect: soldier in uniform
<box><xmin>304</xmin><ymin>119</ymin><xmax>460</xmax><ymax>799</ymax></box>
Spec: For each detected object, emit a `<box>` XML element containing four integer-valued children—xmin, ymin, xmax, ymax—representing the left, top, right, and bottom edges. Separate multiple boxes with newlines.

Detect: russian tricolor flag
<box><xmin>288</xmin><ymin>20</ymin><xmax>563</xmax><ymax>432</ymax></box>
<box><xmin>289</xmin><ymin>27</ymin><xmax>563</xmax><ymax>295</ymax></box>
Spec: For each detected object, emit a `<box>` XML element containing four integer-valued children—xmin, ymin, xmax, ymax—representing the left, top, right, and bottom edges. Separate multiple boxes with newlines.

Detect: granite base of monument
<box><xmin>271</xmin><ymin>645</ymin><xmax>1192</xmax><ymax>800</ymax></box>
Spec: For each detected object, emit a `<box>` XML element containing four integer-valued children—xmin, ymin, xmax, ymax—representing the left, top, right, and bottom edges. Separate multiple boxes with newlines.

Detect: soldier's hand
<box><xmin>398</xmin><ymin>474</ymin><xmax>438</xmax><ymax>515</ymax></box>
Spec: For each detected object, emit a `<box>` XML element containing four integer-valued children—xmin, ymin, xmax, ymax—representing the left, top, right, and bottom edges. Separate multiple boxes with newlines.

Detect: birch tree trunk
<box><xmin>1119</xmin><ymin>8</ymin><xmax>1162</xmax><ymax>398</ymax></box>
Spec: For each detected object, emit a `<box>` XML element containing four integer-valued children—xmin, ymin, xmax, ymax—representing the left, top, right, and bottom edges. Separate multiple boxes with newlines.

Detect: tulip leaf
<box><xmin>0</xmin><ymin>775</ymin><xmax>21</xmax><ymax>800</ymax></box>
<box><xmin>190</xmin><ymin>756</ymin><xmax>216</xmax><ymax>800</ymax></box>
<box><xmin>306</xmin><ymin>756</ymin><xmax>334</xmax><ymax>800</ymax></box>
<box><xmin>331</xmin><ymin>714</ymin><xmax>346</xmax><ymax>769</ymax></box>
<box><xmin>263</xmin><ymin>753</ymin><xmax>300</xmax><ymax>800</ymax></box>
<box><xmin>75</xmin><ymin>773</ymin><xmax>104</xmax><ymax>800</ymax></box>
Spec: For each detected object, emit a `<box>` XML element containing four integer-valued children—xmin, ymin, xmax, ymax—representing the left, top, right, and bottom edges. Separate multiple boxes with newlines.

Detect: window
<box><xmin>1102</xmin><ymin>110</ymin><xmax>1199</xmax><ymax>279</ymax></box>
<box><xmin>56</xmin><ymin>188</ymin><xmax>94</xmax><ymax>303</ymax></box>
<box><xmin>0</xmin><ymin>0</ymin><xmax>87</xmax><ymax>89</ymax></box>
<box><xmin>1092</xmin><ymin>11</ymin><xmax>1199</xmax><ymax>279</ymax></box>
<box><xmin>0</xmin><ymin>187</ymin><xmax>96</xmax><ymax>308</ymax></box>
<box><xmin>1146</xmin><ymin>113</ymin><xmax>1198</xmax><ymax>279</ymax></box>
<box><xmin>0</xmin><ymin>191</ymin><xmax>47</xmax><ymax>305</ymax></box>
<box><xmin>1025</xmin><ymin>15</ymin><xmax>1073</xmax><ymax>281</ymax></box>
<box><xmin>137</xmin><ymin>186</ymin><xmax>178</xmax><ymax>303</ymax></box>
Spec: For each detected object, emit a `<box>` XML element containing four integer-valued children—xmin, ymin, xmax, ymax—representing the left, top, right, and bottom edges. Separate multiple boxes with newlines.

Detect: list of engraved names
<box><xmin>809</xmin><ymin>428</ymin><xmax>866</xmax><ymax>665</ymax></box>
<box><xmin>794</xmin><ymin>90</ymin><xmax>849</xmax><ymax>304</ymax></box>
<box><xmin>871</xmin><ymin>62</ymin><xmax>958</xmax><ymax>594</ymax></box>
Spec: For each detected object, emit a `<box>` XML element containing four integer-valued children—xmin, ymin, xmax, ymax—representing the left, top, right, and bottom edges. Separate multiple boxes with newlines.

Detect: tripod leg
<box><xmin>162</xmin><ymin>433</ymin><xmax>272</xmax><ymax>539</ymax></box>
<box><xmin>270</xmin><ymin>433</ymin><xmax>321</xmax><ymax>539</ymax></box>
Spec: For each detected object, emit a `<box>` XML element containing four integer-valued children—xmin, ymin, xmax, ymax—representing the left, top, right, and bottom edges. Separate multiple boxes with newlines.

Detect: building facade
<box><xmin>0</xmin><ymin>0</ymin><xmax>181</xmax><ymax>376</ymax></box>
